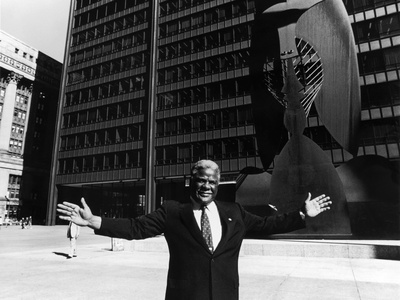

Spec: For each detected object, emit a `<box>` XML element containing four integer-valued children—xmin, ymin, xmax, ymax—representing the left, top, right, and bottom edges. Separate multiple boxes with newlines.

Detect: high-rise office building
<box><xmin>0</xmin><ymin>30</ymin><xmax>62</xmax><ymax>224</ymax></box>
<box><xmin>347</xmin><ymin>0</ymin><xmax>399</xmax><ymax>160</ymax></box>
<box><xmin>47</xmin><ymin>0</ymin><xmax>399</xmax><ymax>226</ymax></box>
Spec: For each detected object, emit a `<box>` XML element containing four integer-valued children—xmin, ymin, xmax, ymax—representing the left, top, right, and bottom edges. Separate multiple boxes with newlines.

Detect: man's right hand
<box><xmin>57</xmin><ymin>198</ymin><xmax>102</xmax><ymax>229</ymax></box>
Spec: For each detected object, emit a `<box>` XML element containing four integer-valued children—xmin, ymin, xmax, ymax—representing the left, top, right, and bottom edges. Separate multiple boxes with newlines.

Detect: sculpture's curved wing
<box><xmin>296</xmin><ymin>0</ymin><xmax>361</xmax><ymax>155</ymax></box>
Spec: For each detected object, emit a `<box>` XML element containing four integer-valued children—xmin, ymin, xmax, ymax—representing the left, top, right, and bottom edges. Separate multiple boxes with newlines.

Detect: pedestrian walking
<box><xmin>67</xmin><ymin>221</ymin><xmax>80</xmax><ymax>258</ymax></box>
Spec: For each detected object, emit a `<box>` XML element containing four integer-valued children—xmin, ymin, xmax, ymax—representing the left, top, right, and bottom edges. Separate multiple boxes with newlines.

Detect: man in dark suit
<box><xmin>57</xmin><ymin>160</ymin><xmax>331</xmax><ymax>300</ymax></box>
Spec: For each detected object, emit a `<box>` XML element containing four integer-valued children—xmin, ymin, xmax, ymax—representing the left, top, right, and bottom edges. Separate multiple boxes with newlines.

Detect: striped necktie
<box><xmin>201</xmin><ymin>205</ymin><xmax>214</xmax><ymax>252</ymax></box>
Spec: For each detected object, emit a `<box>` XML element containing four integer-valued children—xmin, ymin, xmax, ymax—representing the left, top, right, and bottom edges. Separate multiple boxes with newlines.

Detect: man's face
<box><xmin>190</xmin><ymin>168</ymin><xmax>219</xmax><ymax>206</ymax></box>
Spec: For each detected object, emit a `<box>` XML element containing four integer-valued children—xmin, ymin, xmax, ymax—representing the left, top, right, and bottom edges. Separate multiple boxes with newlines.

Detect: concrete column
<box><xmin>0</xmin><ymin>73</ymin><xmax>21</xmax><ymax>152</ymax></box>
<box><xmin>145</xmin><ymin>0</ymin><xmax>160</xmax><ymax>213</ymax></box>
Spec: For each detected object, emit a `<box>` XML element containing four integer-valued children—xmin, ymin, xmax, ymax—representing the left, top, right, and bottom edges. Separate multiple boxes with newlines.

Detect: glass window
<box><xmin>233</xmin><ymin>1</ymin><xmax>247</xmax><ymax>16</ymax></box>
<box><xmin>180</xmin><ymin>18</ymin><xmax>191</xmax><ymax>32</ymax></box>
<box><xmin>179</xmin><ymin>144</ymin><xmax>191</xmax><ymax>162</ymax></box>
<box><xmin>238</xmin><ymin>105</ymin><xmax>253</xmax><ymax>124</ymax></box>
<box><xmin>353</xmin><ymin>14</ymin><xmax>400</xmax><ymax>43</ymax></box>
<box><xmin>165</xmin><ymin>119</ymin><xmax>177</xmax><ymax>135</ymax></box>
<box><xmin>223</xmin><ymin>139</ymin><xmax>238</xmax><ymax>158</ymax></box>
<box><xmin>193</xmin><ymin>143</ymin><xmax>205</xmax><ymax>161</ymax></box>
<box><xmin>239</xmin><ymin>137</ymin><xmax>257</xmax><ymax>156</ymax></box>
<box><xmin>192</xmin><ymin>13</ymin><xmax>203</xmax><ymax>27</ymax></box>
<box><xmin>359</xmin><ymin>118</ymin><xmax>400</xmax><ymax>144</ymax></box>
<box><xmin>346</xmin><ymin>0</ymin><xmax>397</xmax><ymax>14</ymax></box>
<box><xmin>358</xmin><ymin>46</ymin><xmax>400</xmax><ymax>74</ymax></box>
<box><xmin>156</xmin><ymin>148</ymin><xmax>164</xmax><ymax>164</ymax></box>
<box><xmin>165</xmin><ymin>146</ymin><xmax>177</xmax><ymax>163</ymax></box>
<box><xmin>167</xmin><ymin>21</ymin><xmax>178</xmax><ymax>36</ymax></box>
<box><xmin>361</xmin><ymin>81</ymin><xmax>400</xmax><ymax>108</ymax></box>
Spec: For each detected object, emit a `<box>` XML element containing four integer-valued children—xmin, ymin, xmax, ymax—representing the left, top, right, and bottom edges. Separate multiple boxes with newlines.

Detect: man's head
<box><xmin>190</xmin><ymin>160</ymin><xmax>220</xmax><ymax>206</ymax></box>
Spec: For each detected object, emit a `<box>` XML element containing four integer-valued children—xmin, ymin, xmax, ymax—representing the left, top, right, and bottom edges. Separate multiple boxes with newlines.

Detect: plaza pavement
<box><xmin>0</xmin><ymin>225</ymin><xmax>399</xmax><ymax>300</ymax></box>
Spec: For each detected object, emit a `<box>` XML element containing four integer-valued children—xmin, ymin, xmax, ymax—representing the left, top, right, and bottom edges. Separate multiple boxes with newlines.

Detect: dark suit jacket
<box><xmin>95</xmin><ymin>200</ymin><xmax>305</xmax><ymax>300</ymax></box>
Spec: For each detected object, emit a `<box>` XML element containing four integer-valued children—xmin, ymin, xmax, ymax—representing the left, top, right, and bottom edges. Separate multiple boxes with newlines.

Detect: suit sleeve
<box><xmin>239</xmin><ymin>204</ymin><xmax>305</xmax><ymax>235</ymax></box>
<box><xmin>94</xmin><ymin>204</ymin><xmax>167</xmax><ymax>240</ymax></box>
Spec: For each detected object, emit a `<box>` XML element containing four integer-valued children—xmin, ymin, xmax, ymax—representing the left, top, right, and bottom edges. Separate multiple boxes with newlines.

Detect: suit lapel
<box><xmin>214</xmin><ymin>201</ymin><xmax>238</xmax><ymax>255</ymax></box>
<box><xmin>179</xmin><ymin>202</ymin><xmax>211</xmax><ymax>252</ymax></box>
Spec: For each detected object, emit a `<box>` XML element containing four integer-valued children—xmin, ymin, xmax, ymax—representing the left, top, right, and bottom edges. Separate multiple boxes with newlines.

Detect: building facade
<box><xmin>47</xmin><ymin>0</ymin><xmax>399</xmax><ymax>225</ymax></box>
<box><xmin>0</xmin><ymin>31</ymin><xmax>62</xmax><ymax>224</ymax></box>
<box><xmin>348</xmin><ymin>0</ymin><xmax>399</xmax><ymax>161</ymax></box>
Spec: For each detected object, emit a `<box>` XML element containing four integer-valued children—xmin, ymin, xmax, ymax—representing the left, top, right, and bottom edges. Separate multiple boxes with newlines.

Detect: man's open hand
<box><xmin>304</xmin><ymin>193</ymin><xmax>332</xmax><ymax>217</ymax></box>
<box><xmin>57</xmin><ymin>197</ymin><xmax>93</xmax><ymax>226</ymax></box>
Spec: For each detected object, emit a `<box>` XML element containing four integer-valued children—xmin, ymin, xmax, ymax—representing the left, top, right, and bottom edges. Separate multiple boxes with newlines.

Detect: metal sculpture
<box><xmin>249</xmin><ymin>0</ymin><xmax>360</xmax><ymax>169</ymax></box>
<box><xmin>246</xmin><ymin>0</ymin><xmax>361</xmax><ymax>235</ymax></box>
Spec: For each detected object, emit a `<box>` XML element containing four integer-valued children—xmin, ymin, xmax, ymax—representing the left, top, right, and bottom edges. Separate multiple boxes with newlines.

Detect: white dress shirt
<box><xmin>193</xmin><ymin>201</ymin><xmax>222</xmax><ymax>249</ymax></box>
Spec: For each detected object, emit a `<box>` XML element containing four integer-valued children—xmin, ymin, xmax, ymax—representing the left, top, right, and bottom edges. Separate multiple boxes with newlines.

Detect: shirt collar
<box><xmin>191</xmin><ymin>198</ymin><xmax>217</xmax><ymax>212</ymax></box>
<box><xmin>203</xmin><ymin>201</ymin><xmax>217</xmax><ymax>214</ymax></box>
<box><xmin>202</xmin><ymin>201</ymin><xmax>218</xmax><ymax>214</ymax></box>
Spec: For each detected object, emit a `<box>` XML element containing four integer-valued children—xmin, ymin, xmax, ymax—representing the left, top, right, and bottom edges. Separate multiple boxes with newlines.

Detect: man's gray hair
<box><xmin>191</xmin><ymin>160</ymin><xmax>220</xmax><ymax>180</ymax></box>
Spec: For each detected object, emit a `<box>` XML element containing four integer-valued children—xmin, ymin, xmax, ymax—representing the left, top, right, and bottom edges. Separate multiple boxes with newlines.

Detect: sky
<box><xmin>1</xmin><ymin>0</ymin><xmax>71</xmax><ymax>62</ymax></box>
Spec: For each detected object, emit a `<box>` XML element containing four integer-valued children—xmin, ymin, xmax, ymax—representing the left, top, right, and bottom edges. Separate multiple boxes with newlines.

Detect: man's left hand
<box><xmin>303</xmin><ymin>193</ymin><xmax>331</xmax><ymax>217</ymax></box>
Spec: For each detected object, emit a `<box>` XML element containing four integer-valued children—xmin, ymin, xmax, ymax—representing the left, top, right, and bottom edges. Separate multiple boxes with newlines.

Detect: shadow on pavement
<box><xmin>53</xmin><ymin>251</ymin><xmax>70</xmax><ymax>259</ymax></box>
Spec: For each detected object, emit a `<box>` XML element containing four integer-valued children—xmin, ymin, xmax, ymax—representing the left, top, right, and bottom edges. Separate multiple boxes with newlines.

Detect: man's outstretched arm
<box><xmin>242</xmin><ymin>193</ymin><xmax>332</xmax><ymax>235</ymax></box>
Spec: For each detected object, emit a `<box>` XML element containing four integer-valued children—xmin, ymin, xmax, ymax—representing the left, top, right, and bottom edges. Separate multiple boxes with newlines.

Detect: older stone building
<box><xmin>0</xmin><ymin>30</ymin><xmax>62</xmax><ymax>224</ymax></box>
